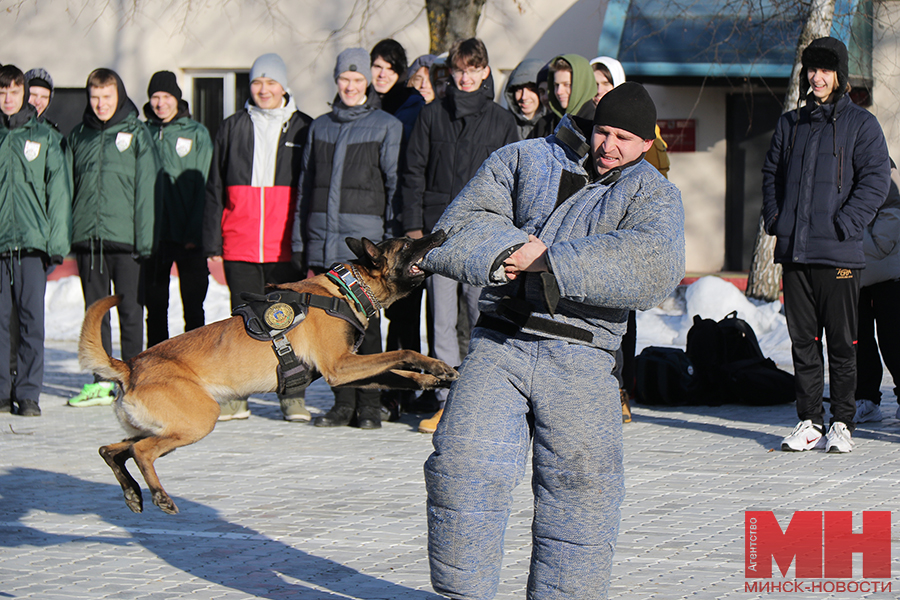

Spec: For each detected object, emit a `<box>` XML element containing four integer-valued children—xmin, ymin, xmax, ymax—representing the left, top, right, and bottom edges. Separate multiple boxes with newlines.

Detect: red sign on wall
<box><xmin>658</xmin><ymin>119</ymin><xmax>696</xmax><ymax>153</ymax></box>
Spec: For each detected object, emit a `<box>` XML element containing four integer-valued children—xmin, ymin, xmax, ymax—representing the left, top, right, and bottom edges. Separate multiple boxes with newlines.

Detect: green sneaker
<box><xmin>68</xmin><ymin>381</ymin><xmax>117</xmax><ymax>407</ymax></box>
<box><xmin>217</xmin><ymin>398</ymin><xmax>250</xmax><ymax>421</ymax></box>
<box><xmin>280</xmin><ymin>394</ymin><xmax>311</xmax><ymax>422</ymax></box>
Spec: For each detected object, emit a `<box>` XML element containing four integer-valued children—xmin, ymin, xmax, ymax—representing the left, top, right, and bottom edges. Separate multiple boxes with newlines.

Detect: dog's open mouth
<box><xmin>409</xmin><ymin>259</ymin><xmax>425</xmax><ymax>277</ymax></box>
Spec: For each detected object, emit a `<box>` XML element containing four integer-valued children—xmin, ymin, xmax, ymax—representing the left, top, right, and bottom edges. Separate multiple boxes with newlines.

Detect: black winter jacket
<box><xmin>762</xmin><ymin>94</ymin><xmax>890</xmax><ymax>268</ymax></box>
<box><xmin>400</xmin><ymin>76</ymin><xmax>518</xmax><ymax>233</ymax></box>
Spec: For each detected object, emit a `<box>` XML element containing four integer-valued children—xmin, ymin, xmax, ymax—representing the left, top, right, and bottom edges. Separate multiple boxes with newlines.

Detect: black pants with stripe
<box><xmin>782</xmin><ymin>263</ymin><xmax>859</xmax><ymax>432</ymax></box>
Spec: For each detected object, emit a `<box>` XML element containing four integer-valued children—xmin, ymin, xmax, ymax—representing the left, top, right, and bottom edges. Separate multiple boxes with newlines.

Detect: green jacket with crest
<box><xmin>67</xmin><ymin>111</ymin><xmax>159</xmax><ymax>257</ymax></box>
<box><xmin>0</xmin><ymin>114</ymin><xmax>72</xmax><ymax>259</ymax></box>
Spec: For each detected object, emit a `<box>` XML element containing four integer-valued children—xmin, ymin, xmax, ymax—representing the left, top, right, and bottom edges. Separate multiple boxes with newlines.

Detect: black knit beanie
<box><xmin>593</xmin><ymin>81</ymin><xmax>656</xmax><ymax>140</ymax></box>
<box><xmin>800</xmin><ymin>37</ymin><xmax>848</xmax><ymax>100</ymax></box>
<box><xmin>147</xmin><ymin>71</ymin><xmax>182</xmax><ymax>100</ymax></box>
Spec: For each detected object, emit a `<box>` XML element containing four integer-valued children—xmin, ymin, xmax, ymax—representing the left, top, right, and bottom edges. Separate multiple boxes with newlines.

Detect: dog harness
<box><xmin>232</xmin><ymin>275</ymin><xmax>370</xmax><ymax>395</ymax></box>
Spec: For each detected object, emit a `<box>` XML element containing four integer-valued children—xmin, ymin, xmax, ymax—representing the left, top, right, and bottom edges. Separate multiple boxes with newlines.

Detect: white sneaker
<box><xmin>825</xmin><ymin>422</ymin><xmax>854</xmax><ymax>453</ymax></box>
<box><xmin>781</xmin><ymin>420</ymin><xmax>826</xmax><ymax>452</ymax></box>
<box><xmin>854</xmin><ymin>399</ymin><xmax>882</xmax><ymax>423</ymax></box>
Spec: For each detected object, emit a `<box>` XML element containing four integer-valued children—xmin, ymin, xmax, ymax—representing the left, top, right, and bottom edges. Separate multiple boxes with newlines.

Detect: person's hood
<box><xmin>25</xmin><ymin>67</ymin><xmax>54</xmax><ymax>106</ymax></box>
<box><xmin>406</xmin><ymin>54</ymin><xmax>437</xmax><ymax>81</ymax></box>
<box><xmin>589</xmin><ymin>56</ymin><xmax>626</xmax><ymax>88</ymax></box>
<box><xmin>246</xmin><ymin>92</ymin><xmax>298</xmax><ymax>124</ymax></box>
<box><xmin>1</xmin><ymin>99</ymin><xmax>37</xmax><ymax>130</ymax></box>
<box><xmin>503</xmin><ymin>58</ymin><xmax>546</xmax><ymax>120</ymax></box>
<box><xmin>143</xmin><ymin>99</ymin><xmax>192</xmax><ymax>127</ymax></box>
<box><xmin>548</xmin><ymin>54</ymin><xmax>596</xmax><ymax>119</ymax></box>
<box><xmin>82</xmin><ymin>70</ymin><xmax>138</xmax><ymax>130</ymax></box>
<box><xmin>444</xmin><ymin>71</ymin><xmax>495</xmax><ymax>119</ymax></box>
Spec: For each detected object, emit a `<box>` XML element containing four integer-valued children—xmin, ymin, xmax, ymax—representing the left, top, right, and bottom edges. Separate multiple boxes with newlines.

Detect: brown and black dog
<box><xmin>80</xmin><ymin>232</ymin><xmax>457</xmax><ymax>515</ymax></box>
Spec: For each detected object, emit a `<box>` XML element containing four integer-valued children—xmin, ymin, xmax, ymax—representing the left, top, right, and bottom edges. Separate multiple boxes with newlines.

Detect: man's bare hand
<box><xmin>406</xmin><ymin>229</ymin><xmax>424</xmax><ymax>240</ymax></box>
<box><xmin>504</xmin><ymin>235</ymin><xmax>548</xmax><ymax>280</ymax></box>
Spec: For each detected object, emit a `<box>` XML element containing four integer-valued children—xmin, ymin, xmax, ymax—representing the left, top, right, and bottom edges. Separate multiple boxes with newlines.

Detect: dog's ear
<box><xmin>345</xmin><ymin>237</ymin><xmax>382</xmax><ymax>267</ymax></box>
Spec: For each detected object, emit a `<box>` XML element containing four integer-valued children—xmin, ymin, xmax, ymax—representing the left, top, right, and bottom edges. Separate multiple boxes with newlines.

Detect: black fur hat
<box><xmin>800</xmin><ymin>37</ymin><xmax>849</xmax><ymax>100</ymax></box>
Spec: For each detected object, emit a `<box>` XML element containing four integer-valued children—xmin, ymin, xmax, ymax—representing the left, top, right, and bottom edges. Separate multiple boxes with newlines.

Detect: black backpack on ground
<box><xmin>634</xmin><ymin>346</ymin><xmax>701</xmax><ymax>406</ymax></box>
<box><xmin>686</xmin><ymin>311</ymin><xmax>794</xmax><ymax>406</ymax></box>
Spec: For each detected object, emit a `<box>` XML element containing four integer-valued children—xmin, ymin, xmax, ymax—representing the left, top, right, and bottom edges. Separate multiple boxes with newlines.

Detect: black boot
<box><xmin>314</xmin><ymin>390</ymin><xmax>356</xmax><ymax>427</ymax></box>
<box><xmin>356</xmin><ymin>390</ymin><xmax>382</xmax><ymax>429</ymax></box>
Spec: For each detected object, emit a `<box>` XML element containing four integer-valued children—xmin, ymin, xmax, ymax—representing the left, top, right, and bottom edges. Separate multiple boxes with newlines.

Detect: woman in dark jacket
<box><xmin>762</xmin><ymin>36</ymin><xmax>890</xmax><ymax>454</ymax></box>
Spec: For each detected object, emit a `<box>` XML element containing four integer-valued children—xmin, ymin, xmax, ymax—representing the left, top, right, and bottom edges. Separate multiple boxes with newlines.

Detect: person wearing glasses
<box><xmin>400</xmin><ymin>38</ymin><xmax>518</xmax><ymax>433</ymax></box>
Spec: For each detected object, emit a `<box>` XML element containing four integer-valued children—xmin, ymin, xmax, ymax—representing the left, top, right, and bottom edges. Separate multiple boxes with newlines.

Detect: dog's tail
<box><xmin>78</xmin><ymin>295</ymin><xmax>131</xmax><ymax>389</ymax></box>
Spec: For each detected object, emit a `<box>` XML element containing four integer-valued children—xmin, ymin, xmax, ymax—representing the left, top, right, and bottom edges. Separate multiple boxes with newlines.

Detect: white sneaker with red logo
<box><xmin>781</xmin><ymin>420</ymin><xmax>826</xmax><ymax>452</ymax></box>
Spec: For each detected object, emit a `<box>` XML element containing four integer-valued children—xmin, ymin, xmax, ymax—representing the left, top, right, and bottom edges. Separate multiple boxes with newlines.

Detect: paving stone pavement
<box><xmin>2</xmin><ymin>340</ymin><xmax>900</xmax><ymax>599</ymax></box>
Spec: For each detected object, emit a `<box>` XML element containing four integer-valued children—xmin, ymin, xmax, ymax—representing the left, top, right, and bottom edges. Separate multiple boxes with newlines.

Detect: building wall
<box><xmin>648</xmin><ymin>85</ymin><xmax>727</xmax><ymax>273</ymax></box>
<box><xmin>0</xmin><ymin>0</ymin><xmax>607</xmax><ymax>117</ymax></box>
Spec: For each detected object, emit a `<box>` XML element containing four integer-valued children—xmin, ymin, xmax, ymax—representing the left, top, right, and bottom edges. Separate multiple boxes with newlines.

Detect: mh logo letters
<box><xmin>745</xmin><ymin>511</ymin><xmax>891</xmax><ymax>578</ymax></box>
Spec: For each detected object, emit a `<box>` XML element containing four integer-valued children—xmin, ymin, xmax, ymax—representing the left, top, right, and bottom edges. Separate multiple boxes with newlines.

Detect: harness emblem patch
<box><xmin>264</xmin><ymin>303</ymin><xmax>294</xmax><ymax>329</ymax></box>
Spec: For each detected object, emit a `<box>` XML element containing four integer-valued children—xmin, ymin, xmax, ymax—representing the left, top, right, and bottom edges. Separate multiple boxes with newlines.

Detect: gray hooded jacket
<box><xmin>503</xmin><ymin>58</ymin><xmax>548</xmax><ymax>141</ymax></box>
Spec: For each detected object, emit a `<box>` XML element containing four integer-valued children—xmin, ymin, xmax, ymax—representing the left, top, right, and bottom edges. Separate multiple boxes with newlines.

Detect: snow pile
<box><xmin>636</xmin><ymin>276</ymin><xmax>792</xmax><ymax>368</ymax></box>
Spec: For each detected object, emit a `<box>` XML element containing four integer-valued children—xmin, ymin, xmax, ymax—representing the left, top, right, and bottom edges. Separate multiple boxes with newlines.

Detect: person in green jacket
<box><xmin>0</xmin><ymin>65</ymin><xmax>72</xmax><ymax>417</ymax></box>
<box><xmin>142</xmin><ymin>71</ymin><xmax>212</xmax><ymax>347</ymax></box>
<box><xmin>67</xmin><ymin>68</ymin><xmax>159</xmax><ymax>407</ymax></box>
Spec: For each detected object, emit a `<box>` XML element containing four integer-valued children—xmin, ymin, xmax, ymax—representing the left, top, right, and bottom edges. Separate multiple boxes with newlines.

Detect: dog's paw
<box><xmin>153</xmin><ymin>491</ymin><xmax>179</xmax><ymax>515</ymax></box>
<box><xmin>124</xmin><ymin>488</ymin><xmax>143</xmax><ymax>513</ymax></box>
<box><xmin>428</xmin><ymin>360</ymin><xmax>459</xmax><ymax>381</ymax></box>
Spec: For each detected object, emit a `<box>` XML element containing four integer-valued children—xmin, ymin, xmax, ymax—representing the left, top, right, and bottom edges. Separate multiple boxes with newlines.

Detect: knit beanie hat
<box><xmin>593</xmin><ymin>81</ymin><xmax>657</xmax><ymax>140</ymax></box>
<box><xmin>800</xmin><ymin>37</ymin><xmax>849</xmax><ymax>100</ymax></box>
<box><xmin>334</xmin><ymin>48</ymin><xmax>371</xmax><ymax>84</ymax></box>
<box><xmin>147</xmin><ymin>70</ymin><xmax>182</xmax><ymax>100</ymax></box>
<box><xmin>250</xmin><ymin>53</ymin><xmax>289</xmax><ymax>89</ymax></box>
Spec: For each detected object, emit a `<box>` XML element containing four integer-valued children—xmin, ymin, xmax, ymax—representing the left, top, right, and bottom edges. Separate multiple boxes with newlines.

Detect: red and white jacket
<box><xmin>203</xmin><ymin>97</ymin><xmax>311</xmax><ymax>263</ymax></box>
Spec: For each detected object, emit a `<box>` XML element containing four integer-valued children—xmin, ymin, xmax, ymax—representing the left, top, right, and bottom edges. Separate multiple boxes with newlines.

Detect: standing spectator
<box><xmin>369</xmin><ymin>40</ymin><xmax>428</xmax><ymax>419</ymax></box>
<box><xmin>24</xmin><ymin>68</ymin><xmax>57</xmax><ymax>128</ymax></box>
<box><xmin>854</xmin><ymin>161</ymin><xmax>900</xmax><ymax>423</ymax></box>
<box><xmin>420</xmin><ymin>82</ymin><xmax>684</xmax><ymax>600</ymax></box>
<box><xmin>589</xmin><ymin>56</ymin><xmax>670</xmax><ymax>423</ymax></box>
<box><xmin>400</xmin><ymin>38</ymin><xmax>518</xmax><ymax>434</ymax></box>
<box><xmin>203</xmin><ymin>53</ymin><xmax>312</xmax><ymax>422</ymax></box>
<box><xmin>407</xmin><ymin>54</ymin><xmax>437</xmax><ymax>104</ymax></box>
<box><xmin>764</xmin><ymin>37</ymin><xmax>890</xmax><ymax>453</ymax></box>
<box><xmin>370</xmin><ymin>39</ymin><xmax>425</xmax><ymax>141</ymax></box>
<box><xmin>529</xmin><ymin>54</ymin><xmax>596</xmax><ymax>138</ymax></box>
<box><xmin>143</xmin><ymin>71</ymin><xmax>213</xmax><ymax>347</ymax></box>
<box><xmin>504</xmin><ymin>58</ymin><xmax>548</xmax><ymax>140</ymax></box>
<box><xmin>67</xmin><ymin>68</ymin><xmax>158</xmax><ymax>408</ymax></box>
<box><xmin>292</xmin><ymin>47</ymin><xmax>402</xmax><ymax>429</ymax></box>
<box><xmin>0</xmin><ymin>65</ymin><xmax>72</xmax><ymax>417</ymax></box>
